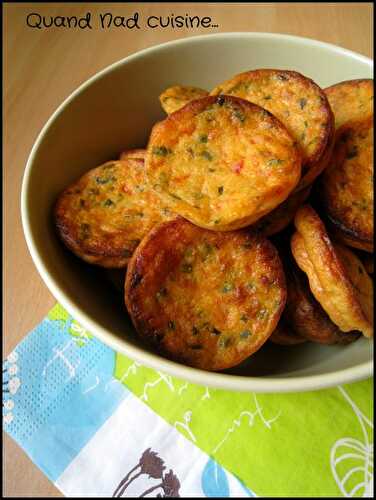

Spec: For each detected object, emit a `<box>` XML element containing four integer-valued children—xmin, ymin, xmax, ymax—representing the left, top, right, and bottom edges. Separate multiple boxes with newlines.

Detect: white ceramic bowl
<box><xmin>21</xmin><ymin>32</ymin><xmax>373</xmax><ymax>392</ymax></box>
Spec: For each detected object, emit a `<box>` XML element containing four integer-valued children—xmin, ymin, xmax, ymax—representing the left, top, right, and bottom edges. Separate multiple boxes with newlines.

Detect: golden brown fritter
<box><xmin>325</xmin><ymin>79</ymin><xmax>373</xmax><ymax>130</ymax></box>
<box><xmin>54</xmin><ymin>159</ymin><xmax>175</xmax><ymax>268</ymax></box>
<box><xmin>159</xmin><ymin>85</ymin><xmax>209</xmax><ymax>114</ymax></box>
<box><xmin>291</xmin><ymin>205</ymin><xmax>373</xmax><ymax>338</ymax></box>
<box><xmin>125</xmin><ymin>218</ymin><xmax>287</xmax><ymax>371</ymax></box>
<box><xmin>251</xmin><ymin>186</ymin><xmax>311</xmax><ymax>236</ymax></box>
<box><xmin>318</xmin><ymin>118</ymin><xmax>373</xmax><ymax>253</ymax></box>
<box><xmin>269</xmin><ymin>319</ymin><xmax>307</xmax><ymax>345</ymax></box>
<box><xmin>211</xmin><ymin>69</ymin><xmax>334</xmax><ymax>191</ymax></box>
<box><xmin>145</xmin><ymin>95</ymin><xmax>301</xmax><ymax>231</ymax></box>
<box><xmin>283</xmin><ymin>254</ymin><xmax>361</xmax><ymax>344</ymax></box>
<box><xmin>119</xmin><ymin>149</ymin><xmax>146</xmax><ymax>161</ymax></box>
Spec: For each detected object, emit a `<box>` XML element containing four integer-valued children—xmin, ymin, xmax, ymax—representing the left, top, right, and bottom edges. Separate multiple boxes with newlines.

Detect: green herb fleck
<box><xmin>307</xmin><ymin>137</ymin><xmax>318</xmax><ymax>147</ymax></box>
<box><xmin>200</xmin><ymin>150</ymin><xmax>213</xmax><ymax>161</ymax></box>
<box><xmin>152</xmin><ymin>146</ymin><xmax>172</xmax><ymax>156</ymax></box>
<box><xmin>199</xmin><ymin>134</ymin><xmax>208</xmax><ymax>143</ymax></box>
<box><xmin>353</xmin><ymin>199</ymin><xmax>368</xmax><ymax>210</ymax></box>
<box><xmin>162</xmin><ymin>207</ymin><xmax>172</xmax><ymax>216</ymax></box>
<box><xmin>214</xmin><ymin>219</ymin><xmax>221</xmax><ymax>225</ymax></box>
<box><xmin>264</xmin><ymin>95</ymin><xmax>272</xmax><ymax>100</ymax></box>
<box><xmin>199</xmin><ymin>242</ymin><xmax>214</xmax><ymax>261</ymax></box>
<box><xmin>218</xmin><ymin>186</ymin><xmax>224</xmax><ymax>195</ymax></box>
<box><xmin>103</xmin><ymin>199</ymin><xmax>114</xmax><ymax>207</ymax></box>
<box><xmin>184</xmin><ymin>247</ymin><xmax>194</xmax><ymax>258</ymax></box>
<box><xmin>96</xmin><ymin>177</ymin><xmax>111</xmax><ymax>185</ymax></box>
<box><xmin>240</xmin><ymin>314</ymin><xmax>248</xmax><ymax>322</ymax></box>
<box><xmin>233</xmin><ymin>109</ymin><xmax>245</xmax><ymax>122</ymax></box>
<box><xmin>181</xmin><ymin>263</ymin><xmax>193</xmax><ymax>273</ymax></box>
<box><xmin>222</xmin><ymin>282</ymin><xmax>234</xmax><ymax>293</ymax></box>
<box><xmin>267</xmin><ymin>158</ymin><xmax>283</xmax><ymax>167</ymax></box>
<box><xmin>240</xmin><ymin>330</ymin><xmax>251</xmax><ymax>339</ymax></box>
<box><xmin>247</xmin><ymin>282</ymin><xmax>256</xmax><ymax>291</ymax></box>
<box><xmin>304</xmin><ymin>120</ymin><xmax>308</xmax><ymax>128</ymax></box>
<box><xmin>299</xmin><ymin>98</ymin><xmax>307</xmax><ymax>109</ymax></box>
<box><xmin>169</xmin><ymin>193</ymin><xmax>182</xmax><ymax>200</ymax></box>
<box><xmin>242</xmin><ymin>241</ymin><xmax>252</xmax><ymax>249</ymax></box>
<box><xmin>219</xmin><ymin>336</ymin><xmax>232</xmax><ymax>348</ymax></box>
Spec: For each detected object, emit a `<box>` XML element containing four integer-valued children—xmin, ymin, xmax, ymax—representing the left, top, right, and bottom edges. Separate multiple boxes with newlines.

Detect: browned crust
<box><xmin>251</xmin><ymin>186</ymin><xmax>311</xmax><ymax>236</ymax></box>
<box><xmin>317</xmin><ymin>118</ymin><xmax>373</xmax><ymax>252</ymax></box>
<box><xmin>291</xmin><ymin>204</ymin><xmax>373</xmax><ymax>337</ymax></box>
<box><xmin>125</xmin><ymin>218</ymin><xmax>287</xmax><ymax>371</ymax></box>
<box><xmin>119</xmin><ymin>149</ymin><xmax>146</xmax><ymax>161</ymax></box>
<box><xmin>327</xmin><ymin>218</ymin><xmax>374</xmax><ymax>253</ymax></box>
<box><xmin>295</xmin><ymin>125</ymin><xmax>335</xmax><ymax>192</ymax></box>
<box><xmin>283</xmin><ymin>255</ymin><xmax>361</xmax><ymax>345</ymax></box>
<box><xmin>145</xmin><ymin>94</ymin><xmax>302</xmax><ymax>231</ymax></box>
<box><xmin>211</xmin><ymin>69</ymin><xmax>334</xmax><ymax>189</ymax></box>
<box><xmin>269</xmin><ymin>319</ymin><xmax>307</xmax><ymax>345</ymax></box>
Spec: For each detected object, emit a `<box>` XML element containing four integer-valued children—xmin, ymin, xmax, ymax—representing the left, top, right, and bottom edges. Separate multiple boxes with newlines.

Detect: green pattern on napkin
<box><xmin>114</xmin><ymin>354</ymin><xmax>373</xmax><ymax>497</ymax></box>
<box><xmin>48</xmin><ymin>304</ymin><xmax>94</xmax><ymax>347</ymax></box>
<box><xmin>46</xmin><ymin>305</ymin><xmax>373</xmax><ymax>497</ymax></box>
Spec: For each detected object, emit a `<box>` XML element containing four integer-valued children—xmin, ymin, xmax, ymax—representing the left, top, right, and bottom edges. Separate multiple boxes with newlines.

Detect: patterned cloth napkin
<box><xmin>3</xmin><ymin>304</ymin><xmax>373</xmax><ymax>498</ymax></box>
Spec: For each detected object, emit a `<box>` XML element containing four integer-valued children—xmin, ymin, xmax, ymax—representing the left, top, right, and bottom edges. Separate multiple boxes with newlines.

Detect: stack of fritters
<box><xmin>54</xmin><ymin>70</ymin><xmax>373</xmax><ymax>371</ymax></box>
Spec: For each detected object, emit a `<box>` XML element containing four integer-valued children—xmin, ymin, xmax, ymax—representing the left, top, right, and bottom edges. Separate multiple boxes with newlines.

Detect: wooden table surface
<box><xmin>3</xmin><ymin>2</ymin><xmax>373</xmax><ymax>497</ymax></box>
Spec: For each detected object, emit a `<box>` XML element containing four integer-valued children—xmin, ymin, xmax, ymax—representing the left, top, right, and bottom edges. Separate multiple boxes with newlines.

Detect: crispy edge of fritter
<box><xmin>291</xmin><ymin>205</ymin><xmax>373</xmax><ymax>337</ymax></box>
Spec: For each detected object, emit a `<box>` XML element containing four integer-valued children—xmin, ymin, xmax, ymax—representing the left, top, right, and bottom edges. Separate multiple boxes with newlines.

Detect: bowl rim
<box><xmin>21</xmin><ymin>32</ymin><xmax>373</xmax><ymax>393</ymax></box>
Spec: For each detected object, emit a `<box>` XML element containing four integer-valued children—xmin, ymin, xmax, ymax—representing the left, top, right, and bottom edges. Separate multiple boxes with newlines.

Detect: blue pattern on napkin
<box><xmin>3</xmin><ymin>316</ymin><xmax>128</xmax><ymax>481</ymax></box>
<box><xmin>201</xmin><ymin>458</ymin><xmax>230</xmax><ymax>497</ymax></box>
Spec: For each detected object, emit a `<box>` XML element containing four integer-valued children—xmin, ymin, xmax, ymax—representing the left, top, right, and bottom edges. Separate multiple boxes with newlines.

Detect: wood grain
<box><xmin>3</xmin><ymin>2</ymin><xmax>373</xmax><ymax>497</ymax></box>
